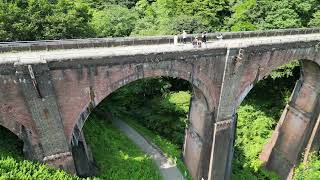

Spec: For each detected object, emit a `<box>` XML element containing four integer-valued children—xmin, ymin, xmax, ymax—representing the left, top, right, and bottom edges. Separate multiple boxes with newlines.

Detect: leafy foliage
<box><xmin>226</xmin><ymin>0</ymin><xmax>319</xmax><ymax>31</ymax></box>
<box><xmin>0</xmin><ymin>112</ymin><xmax>161</xmax><ymax>180</ymax></box>
<box><xmin>294</xmin><ymin>153</ymin><xmax>320</xmax><ymax>180</ymax></box>
<box><xmin>269</xmin><ymin>60</ymin><xmax>300</xmax><ymax>79</ymax></box>
<box><xmin>83</xmin><ymin>110</ymin><xmax>161</xmax><ymax>180</ymax></box>
<box><xmin>91</xmin><ymin>5</ymin><xmax>138</xmax><ymax>37</ymax></box>
<box><xmin>0</xmin><ymin>0</ymin><xmax>94</xmax><ymax>41</ymax></box>
<box><xmin>0</xmin><ymin>126</ymin><xmax>79</xmax><ymax>179</ymax></box>
<box><xmin>107</xmin><ymin>78</ymin><xmax>191</xmax><ymax>146</ymax></box>
<box><xmin>0</xmin><ymin>0</ymin><xmax>319</xmax><ymax>41</ymax></box>
<box><xmin>309</xmin><ymin>11</ymin><xmax>320</xmax><ymax>27</ymax></box>
<box><xmin>103</xmin><ymin>77</ymin><xmax>193</xmax><ymax>179</ymax></box>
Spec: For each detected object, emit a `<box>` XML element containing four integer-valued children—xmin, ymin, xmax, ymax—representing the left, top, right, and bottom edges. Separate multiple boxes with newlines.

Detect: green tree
<box><xmin>0</xmin><ymin>2</ymin><xmax>34</xmax><ymax>41</ymax></box>
<box><xmin>91</xmin><ymin>5</ymin><xmax>138</xmax><ymax>37</ymax></box>
<box><xmin>309</xmin><ymin>11</ymin><xmax>320</xmax><ymax>27</ymax></box>
<box><xmin>294</xmin><ymin>153</ymin><xmax>320</xmax><ymax>180</ymax></box>
<box><xmin>259</xmin><ymin>1</ymin><xmax>302</xmax><ymax>29</ymax></box>
<box><xmin>43</xmin><ymin>0</ymin><xmax>94</xmax><ymax>39</ymax></box>
<box><xmin>0</xmin><ymin>0</ymin><xmax>94</xmax><ymax>41</ymax></box>
<box><xmin>225</xmin><ymin>0</ymin><xmax>257</xmax><ymax>31</ymax></box>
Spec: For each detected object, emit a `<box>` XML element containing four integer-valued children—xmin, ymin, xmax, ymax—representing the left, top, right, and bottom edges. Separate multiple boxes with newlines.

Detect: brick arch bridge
<box><xmin>0</xmin><ymin>28</ymin><xmax>320</xmax><ymax>180</ymax></box>
<box><xmin>66</xmin><ymin>61</ymin><xmax>217</xmax><ymax>178</ymax></box>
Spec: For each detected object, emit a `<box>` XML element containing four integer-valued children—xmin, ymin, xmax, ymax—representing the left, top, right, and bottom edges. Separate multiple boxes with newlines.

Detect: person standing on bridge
<box><xmin>202</xmin><ymin>32</ymin><xmax>207</xmax><ymax>47</ymax></box>
<box><xmin>202</xmin><ymin>32</ymin><xmax>207</xmax><ymax>43</ymax></box>
<box><xmin>182</xmin><ymin>30</ymin><xmax>187</xmax><ymax>44</ymax></box>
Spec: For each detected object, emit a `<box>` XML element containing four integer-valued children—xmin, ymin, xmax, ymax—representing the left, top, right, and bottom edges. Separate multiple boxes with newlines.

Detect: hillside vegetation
<box><xmin>103</xmin><ymin>61</ymin><xmax>318</xmax><ymax>179</ymax></box>
<box><xmin>0</xmin><ymin>0</ymin><xmax>319</xmax><ymax>41</ymax></box>
<box><xmin>0</xmin><ymin>110</ymin><xmax>161</xmax><ymax>180</ymax></box>
<box><xmin>0</xmin><ymin>127</ymin><xmax>79</xmax><ymax>179</ymax></box>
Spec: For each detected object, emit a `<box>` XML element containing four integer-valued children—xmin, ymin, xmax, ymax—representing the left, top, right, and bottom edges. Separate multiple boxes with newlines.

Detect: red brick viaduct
<box><xmin>0</xmin><ymin>28</ymin><xmax>319</xmax><ymax>180</ymax></box>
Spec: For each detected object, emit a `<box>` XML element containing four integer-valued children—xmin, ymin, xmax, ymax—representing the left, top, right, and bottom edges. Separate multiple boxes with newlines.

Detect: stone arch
<box><xmin>52</xmin><ymin>60</ymin><xmax>218</xmax><ymax>179</ymax></box>
<box><xmin>58</xmin><ymin>61</ymin><xmax>218</xmax><ymax>142</ymax></box>
<box><xmin>0</xmin><ymin>121</ymin><xmax>42</xmax><ymax>160</ymax></box>
<box><xmin>70</xmin><ymin>72</ymin><xmax>212</xmax><ymax>144</ymax></box>
<box><xmin>233</xmin><ymin>57</ymin><xmax>320</xmax><ymax>179</ymax></box>
<box><xmin>235</xmin><ymin>43</ymin><xmax>320</xmax><ymax>107</ymax></box>
<box><xmin>0</xmin><ymin>119</ymin><xmax>23</xmax><ymax>138</ymax></box>
<box><xmin>0</xmin><ymin>124</ymin><xmax>24</xmax><ymax>154</ymax></box>
<box><xmin>71</xmin><ymin>75</ymin><xmax>212</xmax><ymax>178</ymax></box>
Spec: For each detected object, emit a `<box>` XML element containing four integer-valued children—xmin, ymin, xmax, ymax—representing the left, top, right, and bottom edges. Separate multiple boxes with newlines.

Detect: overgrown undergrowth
<box><xmin>0</xmin><ymin>127</ymin><xmax>78</xmax><ymax>179</ymax></box>
<box><xmin>0</xmin><ymin>109</ymin><xmax>161</xmax><ymax>180</ymax></box>
<box><xmin>83</xmin><ymin>110</ymin><xmax>161</xmax><ymax>180</ymax></box>
<box><xmin>104</xmin><ymin>65</ymin><xmax>316</xmax><ymax>180</ymax></box>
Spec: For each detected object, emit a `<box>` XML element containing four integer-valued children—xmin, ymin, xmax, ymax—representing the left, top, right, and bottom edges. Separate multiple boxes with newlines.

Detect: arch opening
<box><xmin>233</xmin><ymin>59</ymin><xmax>320</xmax><ymax>179</ymax></box>
<box><xmin>70</xmin><ymin>76</ymin><xmax>213</xmax><ymax>179</ymax></box>
<box><xmin>0</xmin><ymin>125</ymin><xmax>24</xmax><ymax>159</ymax></box>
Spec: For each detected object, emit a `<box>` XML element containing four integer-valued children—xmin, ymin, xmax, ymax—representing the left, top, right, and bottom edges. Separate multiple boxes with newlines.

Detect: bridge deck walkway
<box><xmin>0</xmin><ymin>33</ymin><xmax>319</xmax><ymax>64</ymax></box>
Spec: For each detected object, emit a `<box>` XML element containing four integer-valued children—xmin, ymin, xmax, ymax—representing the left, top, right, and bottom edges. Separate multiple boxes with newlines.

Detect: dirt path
<box><xmin>109</xmin><ymin>115</ymin><xmax>185</xmax><ymax>180</ymax></box>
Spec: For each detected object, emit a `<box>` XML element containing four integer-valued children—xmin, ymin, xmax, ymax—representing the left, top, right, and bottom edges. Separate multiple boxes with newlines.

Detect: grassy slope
<box><xmin>232</xmin><ymin>72</ymin><xmax>298</xmax><ymax>179</ymax></box>
<box><xmin>0</xmin><ymin>110</ymin><xmax>161</xmax><ymax>180</ymax></box>
<box><xmin>110</xmin><ymin>90</ymin><xmax>285</xmax><ymax>180</ymax></box>
<box><xmin>105</xmin><ymin>72</ymin><xmax>302</xmax><ymax>180</ymax></box>
<box><xmin>0</xmin><ymin>127</ymin><xmax>78</xmax><ymax>180</ymax></box>
<box><xmin>83</xmin><ymin>111</ymin><xmax>161</xmax><ymax>180</ymax></box>
<box><xmin>294</xmin><ymin>154</ymin><xmax>320</xmax><ymax>180</ymax></box>
<box><xmin>106</xmin><ymin>90</ymin><xmax>192</xmax><ymax>179</ymax></box>
<box><xmin>109</xmin><ymin>108</ymin><xmax>191</xmax><ymax>180</ymax></box>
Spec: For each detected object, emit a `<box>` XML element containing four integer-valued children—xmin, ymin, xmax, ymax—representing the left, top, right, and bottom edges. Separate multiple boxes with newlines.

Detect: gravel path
<box><xmin>109</xmin><ymin>115</ymin><xmax>185</xmax><ymax>180</ymax></box>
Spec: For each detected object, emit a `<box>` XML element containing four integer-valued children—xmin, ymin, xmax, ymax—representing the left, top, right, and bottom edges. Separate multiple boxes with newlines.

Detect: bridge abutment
<box><xmin>16</xmin><ymin>64</ymin><xmax>76</xmax><ymax>174</ymax></box>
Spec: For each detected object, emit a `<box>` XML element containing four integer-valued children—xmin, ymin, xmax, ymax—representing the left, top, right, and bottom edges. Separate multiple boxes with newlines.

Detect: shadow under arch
<box><xmin>0</xmin><ymin>120</ymin><xmax>44</xmax><ymax>161</ymax></box>
<box><xmin>234</xmin><ymin>59</ymin><xmax>320</xmax><ymax>179</ymax></box>
<box><xmin>69</xmin><ymin>75</ymin><xmax>215</xmax><ymax>179</ymax></box>
<box><xmin>0</xmin><ymin>124</ymin><xmax>24</xmax><ymax>158</ymax></box>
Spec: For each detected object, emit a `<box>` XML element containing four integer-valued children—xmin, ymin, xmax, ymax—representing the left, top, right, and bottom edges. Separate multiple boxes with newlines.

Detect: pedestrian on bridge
<box><xmin>202</xmin><ymin>32</ymin><xmax>207</xmax><ymax>48</ymax></box>
<box><xmin>182</xmin><ymin>30</ymin><xmax>187</xmax><ymax>44</ymax></box>
<box><xmin>202</xmin><ymin>32</ymin><xmax>207</xmax><ymax>43</ymax></box>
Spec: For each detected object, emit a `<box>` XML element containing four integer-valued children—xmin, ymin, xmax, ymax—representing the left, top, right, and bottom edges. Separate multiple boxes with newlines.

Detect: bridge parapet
<box><xmin>0</xmin><ymin>28</ymin><xmax>319</xmax><ymax>53</ymax></box>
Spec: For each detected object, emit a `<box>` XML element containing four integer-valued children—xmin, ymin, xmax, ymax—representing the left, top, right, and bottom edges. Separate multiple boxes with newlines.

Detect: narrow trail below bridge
<box><xmin>108</xmin><ymin>112</ymin><xmax>185</xmax><ymax>180</ymax></box>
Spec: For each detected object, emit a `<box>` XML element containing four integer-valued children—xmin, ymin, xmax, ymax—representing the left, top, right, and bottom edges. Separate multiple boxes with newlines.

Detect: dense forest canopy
<box><xmin>0</xmin><ymin>0</ymin><xmax>319</xmax><ymax>41</ymax></box>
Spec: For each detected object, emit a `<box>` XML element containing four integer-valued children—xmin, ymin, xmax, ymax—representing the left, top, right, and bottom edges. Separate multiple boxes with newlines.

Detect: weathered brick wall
<box><xmin>48</xmin><ymin>49</ymin><xmax>226</xmax><ymax>142</ymax></box>
<box><xmin>0</xmin><ymin>66</ymin><xmax>37</xmax><ymax>138</ymax></box>
<box><xmin>235</xmin><ymin>41</ymin><xmax>320</xmax><ymax>106</ymax></box>
<box><xmin>48</xmin><ymin>49</ymin><xmax>226</xmax><ymax>179</ymax></box>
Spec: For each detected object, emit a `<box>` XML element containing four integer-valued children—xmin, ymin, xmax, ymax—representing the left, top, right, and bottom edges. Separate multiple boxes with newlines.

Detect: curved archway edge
<box><xmin>58</xmin><ymin>60</ymin><xmax>220</xmax><ymax>180</ymax></box>
<box><xmin>230</xmin><ymin>54</ymin><xmax>320</xmax><ymax>179</ymax></box>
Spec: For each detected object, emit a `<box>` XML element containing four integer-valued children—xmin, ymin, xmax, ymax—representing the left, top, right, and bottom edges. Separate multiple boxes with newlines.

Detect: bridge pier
<box><xmin>206</xmin><ymin>48</ymin><xmax>245</xmax><ymax>180</ymax></box>
<box><xmin>260</xmin><ymin>60</ymin><xmax>320</xmax><ymax>179</ymax></box>
<box><xmin>16</xmin><ymin>64</ymin><xmax>76</xmax><ymax>174</ymax></box>
<box><xmin>71</xmin><ymin>126</ymin><xmax>96</xmax><ymax>177</ymax></box>
<box><xmin>183</xmin><ymin>87</ymin><xmax>214</xmax><ymax>180</ymax></box>
<box><xmin>19</xmin><ymin>125</ymin><xmax>43</xmax><ymax>161</ymax></box>
<box><xmin>208</xmin><ymin>117</ymin><xmax>236</xmax><ymax>180</ymax></box>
